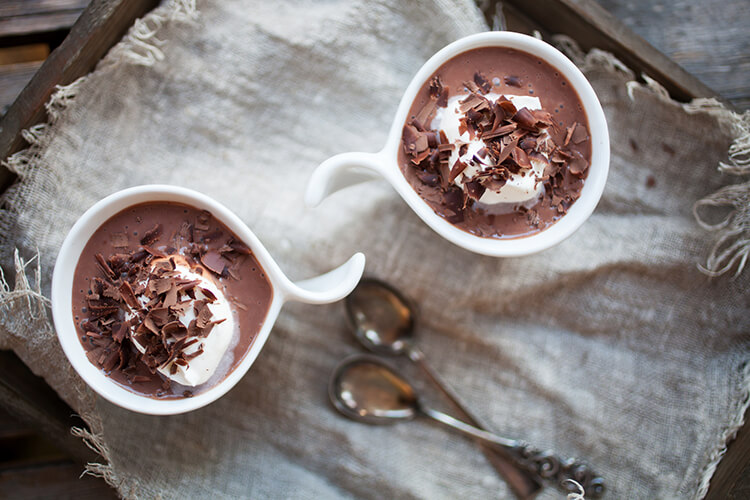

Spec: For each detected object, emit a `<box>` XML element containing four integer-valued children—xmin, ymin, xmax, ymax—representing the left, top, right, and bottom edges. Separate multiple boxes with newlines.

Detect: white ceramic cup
<box><xmin>306</xmin><ymin>32</ymin><xmax>609</xmax><ymax>257</ymax></box>
<box><xmin>51</xmin><ymin>185</ymin><xmax>365</xmax><ymax>415</ymax></box>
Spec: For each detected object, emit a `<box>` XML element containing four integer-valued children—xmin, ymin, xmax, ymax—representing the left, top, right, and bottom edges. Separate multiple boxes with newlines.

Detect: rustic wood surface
<box><xmin>494</xmin><ymin>0</ymin><xmax>720</xmax><ymax>105</ymax></box>
<box><xmin>0</xmin><ymin>61</ymin><xmax>44</xmax><ymax>115</ymax></box>
<box><xmin>595</xmin><ymin>0</ymin><xmax>750</xmax><ymax>111</ymax></box>
<box><xmin>0</xmin><ymin>461</ymin><xmax>118</xmax><ymax>499</ymax></box>
<box><xmin>0</xmin><ymin>0</ymin><xmax>160</xmax><ymax>193</ymax></box>
<box><xmin>0</xmin><ymin>0</ymin><xmax>89</xmax><ymax>38</ymax></box>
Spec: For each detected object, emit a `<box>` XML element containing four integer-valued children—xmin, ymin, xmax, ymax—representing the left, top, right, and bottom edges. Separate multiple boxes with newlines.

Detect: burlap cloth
<box><xmin>1</xmin><ymin>0</ymin><xmax>749</xmax><ymax>498</ymax></box>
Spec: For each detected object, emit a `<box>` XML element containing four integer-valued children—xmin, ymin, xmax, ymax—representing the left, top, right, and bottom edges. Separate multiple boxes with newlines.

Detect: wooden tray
<box><xmin>0</xmin><ymin>1</ymin><xmax>744</xmax><ymax>498</ymax></box>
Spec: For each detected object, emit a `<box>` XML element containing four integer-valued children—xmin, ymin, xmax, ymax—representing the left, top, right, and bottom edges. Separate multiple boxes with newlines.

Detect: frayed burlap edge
<box><xmin>549</xmin><ymin>34</ymin><xmax>750</xmax><ymax>500</ymax></box>
<box><xmin>694</xmin><ymin>361</ymin><xmax>750</xmax><ymax>499</ymax></box>
<box><xmin>623</xmin><ymin>75</ymin><xmax>750</xmax><ymax>279</ymax></box>
<box><xmin>551</xmin><ymin>35</ymin><xmax>750</xmax><ymax>281</ymax></box>
<box><xmin>0</xmin><ymin>0</ymin><xmax>197</xmax><ymax>496</ymax></box>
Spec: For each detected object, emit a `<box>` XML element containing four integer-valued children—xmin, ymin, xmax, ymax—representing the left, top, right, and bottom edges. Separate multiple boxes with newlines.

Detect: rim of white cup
<box><xmin>380</xmin><ymin>32</ymin><xmax>610</xmax><ymax>256</ymax></box>
<box><xmin>51</xmin><ymin>185</ymin><xmax>288</xmax><ymax>415</ymax></box>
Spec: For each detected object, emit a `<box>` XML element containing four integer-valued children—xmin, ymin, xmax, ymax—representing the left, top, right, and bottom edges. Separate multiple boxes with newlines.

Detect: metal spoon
<box><xmin>345</xmin><ymin>278</ymin><xmax>544</xmax><ymax>498</ymax></box>
<box><xmin>330</xmin><ymin>355</ymin><xmax>605</xmax><ymax>498</ymax></box>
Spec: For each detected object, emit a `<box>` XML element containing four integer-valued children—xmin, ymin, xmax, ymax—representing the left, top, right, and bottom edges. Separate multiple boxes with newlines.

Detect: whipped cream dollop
<box><xmin>433</xmin><ymin>93</ymin><xmax>549</xmax><ymax>205</ymax></box>
<box><xmin>130</xmin><ymin>257</ymin><xmax>236</xmax><ymax>387</ymax></box>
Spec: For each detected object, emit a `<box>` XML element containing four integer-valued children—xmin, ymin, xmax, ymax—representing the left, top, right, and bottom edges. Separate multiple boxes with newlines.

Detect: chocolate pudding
<box><xmin>399</xmin><ymin>47</ymin><xmax>591</xmax><ymax>238</ymax></box>
<box><xmin>72</xmin><ymin>202</ymin><xmax>273</xmax><ymax>399</ymax></box>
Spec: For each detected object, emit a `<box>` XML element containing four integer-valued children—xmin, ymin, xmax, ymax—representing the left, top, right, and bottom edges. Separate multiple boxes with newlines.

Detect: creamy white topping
<box><xmin>130</xmin><ymin>258</ymin><xmax>236</xmax><ymax>387</ymax></box>
<box><xmin>433</xmin><ymin>93</ymin><xmax>549</xmax><ymax>205</ymax></box>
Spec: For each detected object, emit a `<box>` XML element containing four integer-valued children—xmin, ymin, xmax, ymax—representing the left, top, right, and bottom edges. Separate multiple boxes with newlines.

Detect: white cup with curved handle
<box><xmin>306</xmin><ymin>32</ymin><xmax>609</xmax><ymax>257</ymax></box>
<box><xmin>51</xmin><ymin>184</ymin><xmax>365</xmax><ymax>415</ymax></box>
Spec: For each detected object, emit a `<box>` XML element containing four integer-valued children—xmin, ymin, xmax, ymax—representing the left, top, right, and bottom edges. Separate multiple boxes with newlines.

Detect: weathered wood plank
<box><xmin>596</xmin><ymin>0</ymin><xmax>750</xmax><ymax>111</ymax></box>
<box><xmin>0</xmin><ymin>61</ymin><xmax>44</xmax><ymax>114</ymax></box>
<box><xmin>0</xmin><ymin>12</ymin><xmax>84</xmax><ymax>38</ymax></box>
<box><xmin>0</xmin><ymin>0</ymin><xmax>89</xmax><ymax>17</ymax></box>
<box><xmin>704</xmin><ymin>407</ymin><xmax>750</xmax><ymax>500</ymax></box>
<box><xmin>0</xmin><ymin>407</ymin><xmax>33</xmax><ymax>441</ymax></box>
<box><xmin>0</xmin><ymin>0</ymin><xmax>160</xmax><ymax>194</ymax></box>
<box><xmin>0</xmin><ymin>0</ymin><xmax>89</xmax><ymax>37</ymax></box>
<box><xmin>0</xmin><ymin>461</ymin><xmax>118</xmax><ymax>499</ymax></box>
<box><xmin>0</xmin><ymin>44</ymin><xmax>49</xmax><ymax>65</ymax></box>
<box><xmin>492</xmin><ymin>0</ymin><xmax>721</xmax><ymax>105</ymax></box>
<box><xmin>0</xmin><ymin>351</ymin><xmax>97</xmax><ymax>464</ymax></box>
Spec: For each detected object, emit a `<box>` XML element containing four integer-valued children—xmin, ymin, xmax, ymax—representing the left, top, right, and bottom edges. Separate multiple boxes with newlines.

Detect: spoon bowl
<box><xmin>345</xmin><ymin>278</ymin><xmax>416</xmax><ymax>356</ymax></box>
<box><xmin>329</xmin><ymin>355</ymin><xmax>417</xmax><ymax>425</ymax></box>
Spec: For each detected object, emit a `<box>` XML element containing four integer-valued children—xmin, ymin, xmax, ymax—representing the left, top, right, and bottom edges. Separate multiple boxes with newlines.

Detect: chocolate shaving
<box><xmin>148</xmin><ymin>277</ymin><xmax>173</xmax><ymax>295</ymax></box>
<box><xmin>200</xmin><ymin>318</ymin><xmax>225</xmax><ymax>337</ymax></box>
<box><xmin>119</xmin><ymin>281</ymin><xmax>140</xmax><ymax>310</ymax></box>
<box><xmin>519</xmin><ymin>136</ymin><xmax>538</xmax><ymax>151</ymax></box>
<box><xmin>163</xmin><ymin>284</ymin><xmax>179</xmax><ymax>308</ymax></box>
<box><xmin>571</xmin><ymin>123</ymin><xmax>588</xmax><ymax>144</ymax></box>
<box><xmin>449</xmin><ymin>159</ymin><xmax>468</xmax><ymax>183</ymax></box>
<box><xmin>458</xmin><ymin>93</ymin><xmax>489</xmax><ymax>113</ymax></box>
<box><xmin>111</xmin><ymin>322</ymin><xmax>127</xmax><ymax>343</ymax></box>
<box><xmin>228</xmin><ymin>239</ymin><xmax>252</xmax><ymax>255</ymax></box>
<box><xmin>428</xmin><ymin>76</ymin><xmax>443</xmax><ymax>100</ymax></box>
<box><xmin>513</xmin><ymin>107</ymin><xmax>538</xmax><ymax>130</ymax></box>
<box><xmin>463</xmin><ymin>80</ymin><xmax>480</xmax><ymax>94</ymax></box>
<box><xmin>411</xmin><ymin>148</ymin><xmax>430</xmax><ymax>165</ymax></box>
<box><xmin>201</xmin><ymin>251</ymin><xmax>227</xmax><ymax>275</ymax></box>
<box><xmin>482</xmin><ymin>123</ymin><xmax>517</xmax><ymax>140</ymax></box>
<box><xmin>415</xmin><ymin>100</ymin><xmax>437</xmax><ymax>130</ymax></box>
<box><xmin>511</xmin><ymin>147</ymin><xmax>531</xmax><ymax>169</ymax></box>
<box><xmin>473</xmin><ymin>72</ymin><xmax>491</xmax><ymax>94</ymax></box>
<box><xmin>496</xmin><ymin>97</ymin><xmax>518</xmax><ymax>118</ymax></box>
<box><xmin>195</xmin><ymin>211</ymin><xmax>212</xmax><ymax>231</ymax></box>
<box><xmin>464</xmin><ymin>180</ymin><xmax>486</xmax><ymax>202</ymax></box>
<box><xmin>140</xmin><ymin>224</ymin><xmax>162</xmax><ymax>246</ymax></box>
<box><xmin>504</xmin><ymin>75</ymin><xmax>522</xmax><ymax>87</ymax></box>
<box><xmin>480</xmin><ymin>174</ymin><xmax>508</xmax><ymax>193</ymax></box>
<box><xmin>142</xmin><ymin>245</ymin><xmax>167</xmax><ymax>258</ymax></box>
<box><xmin>95</xmin><ymin>253</ymin><xmax>116</xmax><ymax>278</ymax></box>
<box><xmin>170</xmin><ymin>301</ymin><xmax>191</xmax><ymax>316</ymax></box>
<box><xmin>402</xmin><ymin>124</ymin><xmax>429</xmax><ymax>156</ymax></box>
<box><xmin>183</xmin><ymin>345</ymin><xmax>204</xmax><ymax>361</ymax></box>
<box><xmin>495</xmin><ymin>137</ymin><xmax>519</xmax><ymax>165</ymax></box>
<box><xmin>429</xmin><ymin>76</ymin><xmax>449</xmax><ymax>107</ymax></box>
<box><xmin>101</xmin><ymin>281</ymin><xmax>121</xmax><ymax>300</ymax></box>
<box><xmin>101</xmin><ymin>349</ymin><xmax>120</xmax><ymax>372</ymax></box>
<box><xmin>568</xmin><ymin>150</ymin><xmax>589</xmax><ymax>176</ymax></box>
<box><xmin>195</xmin><ymin>302</ymin><xmax>213</xmax><ymax>329</ymax></box>
<box><xmin>200</xmin><ymin>287</ymin><xmax>217</xmax><ymax>302</ymax></box>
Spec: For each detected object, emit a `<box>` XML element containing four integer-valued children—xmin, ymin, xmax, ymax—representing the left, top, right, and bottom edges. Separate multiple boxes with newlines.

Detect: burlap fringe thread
<box><xmin>0</xmin><ymin>3</ymin><xmax>747</xmax><ymax>498</ymax></box>
<box><xmin>625</xmin><ymin>75</ymin><xmax>750</xmax><ymax>278</ymax></box>
<box><xmin>553</xmin><ymin>34</ymin><xmax>750</xmax><ymax>280</ymax></box>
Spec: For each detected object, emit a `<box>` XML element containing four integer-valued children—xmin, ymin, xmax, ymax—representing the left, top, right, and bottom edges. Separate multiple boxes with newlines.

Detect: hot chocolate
<box><xmin>72</xmin><ymin>202</ymin><xmax>273</xmax><ymax>399</ymax></box>
<box><xmin>399</xmin><ymin>47</ymin><xmax>591</xmax><ymax>238</ymax></box>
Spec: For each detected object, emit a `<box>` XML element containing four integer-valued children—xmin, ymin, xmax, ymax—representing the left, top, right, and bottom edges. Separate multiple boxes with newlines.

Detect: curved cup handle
<box><xmin>305</xmin><ymin>151</ymin><xmax>390</xmax><ymax>207</ymax></box>
<box><xmin>277</xmin><ymin>253</ymin><xmax>365</xmax><ymax>305</ymax></box>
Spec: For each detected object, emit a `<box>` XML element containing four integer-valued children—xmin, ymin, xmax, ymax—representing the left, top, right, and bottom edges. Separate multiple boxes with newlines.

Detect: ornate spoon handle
<box><xmin>419</xmin><ymin>405</ymin><xmax>605</xmax><ymax>497</ymax></box>
<box><xmin>511</xmin><ymin>443</ymin><xmax>605</xmax><ymax>498</ymax></box>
